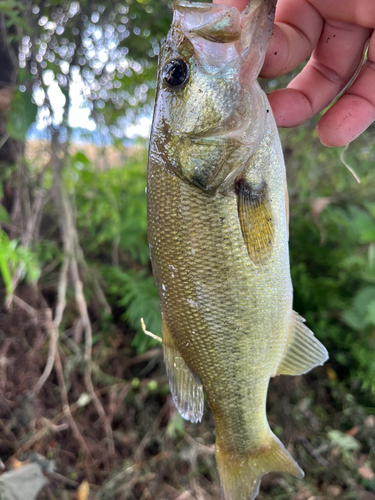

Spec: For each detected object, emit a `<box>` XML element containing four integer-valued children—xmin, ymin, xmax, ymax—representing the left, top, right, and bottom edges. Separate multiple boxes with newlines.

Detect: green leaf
<box><xmin>366</xmin><ymin>301</ymin><xmax>375</xmax><ymax>326</ymax></box>
<box><xmin>327</xmin><ymin>430</ymin><xmax>360</xmax><ymax>453</ymax></box>
<box><xmin>7</xmin><ymin>90</ymin><xmax>38</xmax><ymax>141</ymax></box>
<box><xmin>0</xmin><ymin>204</ymin><xmax>9</xmax><ymax>222</ymax></box>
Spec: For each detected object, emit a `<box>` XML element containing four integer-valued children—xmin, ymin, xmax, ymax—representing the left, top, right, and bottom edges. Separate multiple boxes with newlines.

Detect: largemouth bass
<box><xmin>147</xmin><ymin>0</ymin><xmax>328</xmax><ymax>498</ymax></box>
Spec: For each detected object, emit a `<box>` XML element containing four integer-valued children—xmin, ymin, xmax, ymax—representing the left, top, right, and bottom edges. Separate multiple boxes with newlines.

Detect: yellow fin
<box><xmin>216</xmin><ymin>432</ymin><xmax>304</xmax><ymax>500</ymax></box>
<box><xmin>162</xmin><ymin>316</ymin><xmax>204</xmax><ymax>423</ymax></box>
<box><xmin>236</xmin><ymin>178</ymin><xmax>274</xmax><ymax>265</ymax></box>
<box><xmin>276</xmin><ymin>312</ymin><xmax>329</xmax><ymax>376</ymax></box>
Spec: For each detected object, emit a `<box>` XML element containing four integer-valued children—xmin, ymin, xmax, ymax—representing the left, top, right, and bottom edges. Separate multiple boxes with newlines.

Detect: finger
<box><xmin>309</xmin><ymin>0</ymin><xmax>375</xmax><ymax>28</ymax></box>
<box><xmin>261</xmin><ymin>0</ymin><xmax>323</xmax><ymax>78</ymax></box>
<box><xmin>213</xmin><ymin>0</ymin><xmax>248</xmax><ymax>10</ymax></box>
<box><xmin>267</xmin><ymin>21</ymin><xmax>371</xmax><ymax>127</ymax></box>
<box><xmin>317</xmin><ymin>31</ymin><xmax>375</xmax><ymax>147</ymax></box>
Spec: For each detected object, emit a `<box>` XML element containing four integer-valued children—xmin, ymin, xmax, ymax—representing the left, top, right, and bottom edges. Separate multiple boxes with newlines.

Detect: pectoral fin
<box><xmin>236</xmin><ymin>178</ymin><xmax>274</xmax><ymax>265</ymax></box>
<box><xmin>276</xmin><ymin>312</ymin><xmax>329</xmax><ymax>376</ymax></box>
<box><xmin>162</xmin><ymin>316</ymin><xmax>204</xmax><ymax>423</ymax></box>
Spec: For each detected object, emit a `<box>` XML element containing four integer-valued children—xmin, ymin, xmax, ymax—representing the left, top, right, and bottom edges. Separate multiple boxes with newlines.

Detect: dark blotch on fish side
<box><xmin>235</xmin><ymin>177</ymin><xmax>267</xmax><ymax>204</ymax></box>
<box><xmin>235</xmin><ymin>177</ymin><xmax>275</xmax><ymax>265</ymax></box>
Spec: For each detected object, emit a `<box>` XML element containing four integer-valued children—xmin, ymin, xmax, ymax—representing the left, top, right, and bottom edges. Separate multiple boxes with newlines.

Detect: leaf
<box><xmin>7</xmin><ymin>90</ymin><xmax>38</xmax><ymax>141</ymax></box>
<box><xmin>327</xmin><ymin>430</ymin><xmax>360</xmax><ymax>453</ymax></box>
<box><xmin>358</xmin><ymin>466</ymin><xmax>374</xmax><ymax>480</ymax></box>
<box><xmin>77</xmin><ymin>480</ymin><xmax>90</xmax><ymax>500</ymax></box>
<box><xmin>366</xmin><ymin>301</ymin><xmax>375</xmax><ymax>326</ymax></box>
<box><xmin>0</xmin><ymin>205</ymin><xmax>9</xmax><ymax>222</ymax></box>
<box><xmin>73</xmin><ymin>152</ymin><xmax>91</xmax><ymax>166</ymax></box>
<box><xmin>0</xmin><ymin>238</ymin><xmax>13</xmax><ymax>295</ymax></box>
<box><xmin>343</xmin><ymin>286</ymin><xmax>375</xmax><ymax>330</ymax></box>
<box><xmin>0</xmin><ymin>463</ymin><xmax>48</xmax><ymax>500</ymax></box>
<box><xmin>76</xmin><ymin>392</ymin><xmax>91</xmax><ymax>408</ymax></box>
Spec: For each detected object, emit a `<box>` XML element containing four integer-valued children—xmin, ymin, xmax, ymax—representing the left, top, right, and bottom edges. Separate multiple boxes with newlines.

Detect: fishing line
<box><xmin>340</xmin><ymin>144</ymin><xmax>361</xmax><ymax>184</ymax></box>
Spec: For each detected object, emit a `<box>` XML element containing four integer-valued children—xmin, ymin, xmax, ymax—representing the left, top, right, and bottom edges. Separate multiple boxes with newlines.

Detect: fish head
<box><xmin>150</xmin><ymin>0</ymin><xmax>276</xmax><ymax>193</ymax></box>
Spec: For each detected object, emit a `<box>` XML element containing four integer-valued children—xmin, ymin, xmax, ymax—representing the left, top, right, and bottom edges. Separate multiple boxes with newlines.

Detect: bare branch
<box><xmin>34</xmin><ymin>308</ymin><xmax>58</xmax><ymax>394</ymax></box>
<box><xmin>141</xmin><ymin>318</ymin><xmax>162</xmax><ymax>343</ymax></box>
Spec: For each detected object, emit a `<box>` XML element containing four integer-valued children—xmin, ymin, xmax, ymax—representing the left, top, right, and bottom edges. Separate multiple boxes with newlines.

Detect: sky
<box><xmin>31</xmin><ymin>69</ymin><xmax>151</xmax><ymax>141</ymax></box>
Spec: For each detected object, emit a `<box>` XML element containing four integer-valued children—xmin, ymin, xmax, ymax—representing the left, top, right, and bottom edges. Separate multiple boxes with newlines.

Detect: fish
<box><xmin>147</xmin><ymin>0</ymin><xmax>329</xmax><ymax>498</ymax></box>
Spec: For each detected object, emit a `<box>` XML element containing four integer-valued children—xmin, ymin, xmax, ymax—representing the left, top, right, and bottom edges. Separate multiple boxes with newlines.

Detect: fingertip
<box><xmin>260</xmin><ymin>25</ymin><xmax>289</xmax><ymax>79</ymax></box>
<box><xmin>317</xmin><ymin>95</ymin><xmax>375</xmax><ymax>147</ymax></box>
<box><xmin>267</xmin><ymin>88</ymin><xmax>313</xmax><ymax>128</ymax></box>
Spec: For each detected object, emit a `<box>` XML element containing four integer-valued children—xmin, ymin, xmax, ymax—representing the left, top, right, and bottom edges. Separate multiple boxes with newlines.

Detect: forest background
<box><xmin>0</xmin><ymin>0</ymin><xmax>375</xmax><ymax>499</ymax></box>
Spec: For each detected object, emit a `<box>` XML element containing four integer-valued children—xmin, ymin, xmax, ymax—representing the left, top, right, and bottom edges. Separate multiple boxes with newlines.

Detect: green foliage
<box><xmin>166</xmin><ymin>411</ymin><xmax>185</xmax><ymax>439</ymax></box>
<box><xmin>7</xmin><ymin>90</ymin><xmax>38</xmax><ymax>141</ymax></box>
<box><xmin>103</xmin><ymin>266</ymin><xmax>161</xmax><ymax>354</ymax></box>
<box><xmin>285</xmin><ymin>121</ymin><xmax>375</xmax><ymax>395</ymax></box>
<box><xmin>0</xmin><ymin>229</ymin><xmax>40</xmax><ymax>295</ymax></box>
<box><xmin>67</xmin><ymin>146</ymin><xmax>160</xmax><ymax>353</ymax></box>
<box><xmin>327</xmin><ymin>430</ymin><xmax>360</xmax><ymax>460</ymax></box>
<box><xmin>69</xmin><ymin>148</ymin><xmax>149</xmax><ymax>265</ymax></box>
<box><xmin>0</xmin><ymin>0</ymin><xmax>31</xmax><ymax>36</ymax></box>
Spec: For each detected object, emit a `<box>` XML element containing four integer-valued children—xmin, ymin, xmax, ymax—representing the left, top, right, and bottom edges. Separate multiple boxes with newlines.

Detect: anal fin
<box><xmin>276</xmin><ymin>311</ymin><xmax>328</xmax><ymax>376</ymax></box>
<box><xmin>162</xmin><ymin>316</ymin><xmax>204</xmax><ymax>423</ymax></box>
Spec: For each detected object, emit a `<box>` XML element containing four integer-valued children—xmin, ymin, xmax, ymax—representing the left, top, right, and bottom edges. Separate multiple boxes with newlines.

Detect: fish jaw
<box><xmin>150</xmin><ymin>0</ymin><xmax>276</xmax><ymax>193</ymax></box>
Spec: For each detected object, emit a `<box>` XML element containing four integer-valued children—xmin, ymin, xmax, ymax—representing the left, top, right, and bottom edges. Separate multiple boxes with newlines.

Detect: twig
<box><xmin>58</xmin><ymin>174</ymin><xmax>115</xmax><ymax>459</ymax></box>
<box><xmin>0</xmin><ymin>131</ymin><xmax>9</xmax><ymax>150</ymax></box>
<box><xmin>54</xmin><ymin>342</ymin><xmax>94</xmax><ymax>474</ymax></box>
<box><xmin>72</xmin><ymin>258</ymin><xmax>116</xmax><ymax>458</ymax></box>
<box><xmin>91</xmin><ymin>272</ymin><xmax>112</xmax><ymax>316</ymax></box>
<box><xmin>123</xmin><ymin>348</ymin><xmax>162</xmax><ymax>368</ymax></box>
<box><xmin>299</xmin><ymin>435</ymin><xmax>329</xmax><ymax>467</ymax></box>
<box><xmin>184</xmin><ymin>434</ymin><xmax>215</xmax><ymax>456</ymax></box>
<box><xmin>133</xmin><ymin>401</ymin><xmax>170</xmax><ymax>463</ymax></box>
<box><xmin>5</xmin><ymin>297</ymin><xmax>57</xmax><ymax>397</ymax></box>
<box><xmin>45</xmin><ymin>470</ymin><xmax>100</xmax><ymax>492</ymax></box>
<box><xmin>140</xmin><ymin>318</ymin><xmax>162</xmax><ymax>343</ymax></box>
<box><xmin>53</xmin><ymin>254</ymin><xmax>69</xmax><ymax>329</ymax></box>
<box><xmin>45</xmin><ymin>470</ymin><xmax>80</xmax><ymax>488</ymax></box>
<box><xmin>34</xmin><ymin>308</ymin><xmax>58</xmax><ymax>394</ymax></box>
<box><xmin>9</xmin><ymin>294</ymin><xmax>38</xmax><ymax>320</ymax></box>
<box><xmin>0</xmin><ymin>418</ymin><xmax>18</xmax><ymax>443</ymax></box>
<box><xmin>5</xmin><ymin>383</ymin><xmax>131</xmax><ymax>465</ymax></box>
<box><xmin>40</xmin><ymin>258</ymin><xmax>60</xmax><ymax>277</ymax></box>
<box><xmin>0</xmin><ymin>338</ymin><xmax>16</xmax><ymax>386</ymax></box>
<box><xmin>41</xmin><ymin>418</ymin><xmax>69</xmax><ymax>433</ymax></box>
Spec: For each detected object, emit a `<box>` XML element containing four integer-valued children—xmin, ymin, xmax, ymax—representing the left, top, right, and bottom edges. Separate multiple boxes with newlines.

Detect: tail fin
<box><xmin>216</xmin><ymin>433</ymin><xmax>304</xmax><ymax>500</ymax></box>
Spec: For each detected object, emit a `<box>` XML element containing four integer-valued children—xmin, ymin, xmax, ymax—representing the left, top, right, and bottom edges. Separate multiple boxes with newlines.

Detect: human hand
<box><xmin>214</xmin><ymin>0</ymin><xmax>375</xmax><ymax>147</ymax></box>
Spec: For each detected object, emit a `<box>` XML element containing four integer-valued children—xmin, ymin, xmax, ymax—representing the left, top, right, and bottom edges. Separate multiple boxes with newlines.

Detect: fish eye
<box><xmin>163</xmin><ymin>59</ymin><xmax>189</xmax><ymax>88</ymax></box>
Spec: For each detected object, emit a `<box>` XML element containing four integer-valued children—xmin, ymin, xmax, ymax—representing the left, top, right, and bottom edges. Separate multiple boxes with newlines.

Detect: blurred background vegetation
<box><xmin>0</xmin><ymin>0</ymin><xmax>374</xmax><ymax>499</ymax></box>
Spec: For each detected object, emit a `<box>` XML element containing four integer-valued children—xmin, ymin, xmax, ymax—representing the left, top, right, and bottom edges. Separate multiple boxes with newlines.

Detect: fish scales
<box><xmin>147</xmin><ymin>0</ymin><xmax>328</xmax><ymax>498</ymax></box>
